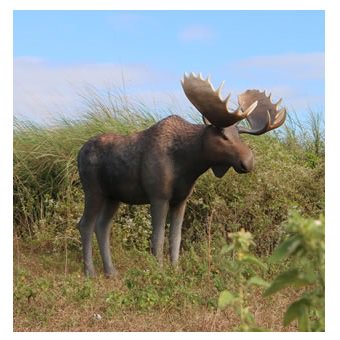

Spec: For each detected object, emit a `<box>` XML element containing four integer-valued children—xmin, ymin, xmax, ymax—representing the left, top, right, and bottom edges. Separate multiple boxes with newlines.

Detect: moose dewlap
<box><xmin>77</xmin><ymin>73</ymin><xmax>286</xmax><ymax>277</ymax></box>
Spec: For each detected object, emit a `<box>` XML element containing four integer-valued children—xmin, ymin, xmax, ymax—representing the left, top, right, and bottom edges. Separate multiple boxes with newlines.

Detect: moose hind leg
<box><xmin>150</xmin><ymin>199</ymin><xmax>169</xmax><ymax>265</ymax></box>
<box><xmin>78</xmin><ymin>195</ymin><xmax>103</xmax><ymax>277</ymax></box>
<box><xmin>95</xmin><ymin>200</ymin><xmax>120</xmax><ymax>277</ymax></box>
<box><xmin>169</xmin><ymin>200</ymin><xmax>187</xmax><ymax>265</ymax></box>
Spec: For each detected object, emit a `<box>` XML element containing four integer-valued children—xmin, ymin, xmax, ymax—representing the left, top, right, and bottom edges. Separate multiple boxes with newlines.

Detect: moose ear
<box><xmin>211</xmin><ymin>165</ymin><xmax>231</xmax><ymax>178</ymax></box>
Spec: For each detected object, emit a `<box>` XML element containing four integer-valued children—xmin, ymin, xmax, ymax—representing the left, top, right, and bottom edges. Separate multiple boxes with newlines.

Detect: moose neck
<box><xmin>170</xmin><ymin>123</ymin><xmax>212</xmax><ymax>181</ymax></box>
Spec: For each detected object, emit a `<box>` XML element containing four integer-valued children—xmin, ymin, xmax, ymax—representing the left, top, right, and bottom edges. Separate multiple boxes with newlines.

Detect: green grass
<box><xmin>13</xmin><ymin>92</ymin><xmax>324</xmax><ymax>331</ymax></box>
<box><xmin>14</xmin><ymin>236</ymin><xmax>302</xmax><ymax>331</ymax></box>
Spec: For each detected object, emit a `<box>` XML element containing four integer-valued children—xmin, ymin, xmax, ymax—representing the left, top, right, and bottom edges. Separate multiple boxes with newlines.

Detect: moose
<box><xmin>77</xmin><ymin>73</ymin><xmax>286</xmax><ymax>277</ymax></box>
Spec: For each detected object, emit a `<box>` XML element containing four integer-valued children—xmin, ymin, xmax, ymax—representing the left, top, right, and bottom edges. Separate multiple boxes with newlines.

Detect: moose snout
<box><xmin>237</xmin><ymin>154</ymin><xmax>254</xmax><ymax>173</ymax></box>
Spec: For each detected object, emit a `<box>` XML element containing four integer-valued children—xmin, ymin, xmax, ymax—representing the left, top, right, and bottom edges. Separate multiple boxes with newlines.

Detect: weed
<box><xmin>217</xmin><ymin>212</ymin><xmax>325</xmax><ymax>332</ymax></box>
<box><xmin>218</xmin><ymin>229</ymin><xmax>269</xmax><ymax>331</ymax></box>
<box><xmin>264</xmin><ymin>211</ymin><xmax>325</xmax><ymax>331</ymax></box>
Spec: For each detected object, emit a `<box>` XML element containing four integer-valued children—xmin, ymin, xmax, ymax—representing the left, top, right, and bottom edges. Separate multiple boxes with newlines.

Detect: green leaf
<box><xmin>263</xmin><ymin>269</ymin><xmax>311</xmax><ymax>297</ymax></box>
<box><xmin>284</xmin><ymin>298</ymin><xmax>310</xmax><ymax>331</ymax></box>
<box><xmin>298</xmin><ymin>311</ymin><xmax>310</xmax><ymax>332</ymax></box>
<box><xmin>270</xmin><ymin>235</ymin><xmax>302</xmax><ymax>263</ymax></box>
<box><xmin>218</xmin><ymin>290</ymin><xmax>237</xmax><ymax>310</ymax></box>
<box><xmin>247</xmin><ymin>276</ymin><xmax>269</xmax><ymax>288</ymax></box>
<box><xmin>241</xmin><ymin>255</ymin><xmax>267</xmax><ymax>270</ymax></box>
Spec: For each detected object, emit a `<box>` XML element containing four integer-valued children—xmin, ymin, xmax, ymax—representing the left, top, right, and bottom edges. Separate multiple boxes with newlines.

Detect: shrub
<box><xmin>218</xmin><ymin>229</ymin><xmax>269</xmax><ymax>331</ymax></box>
<box><xmin>218</xmin><ymin>211</ymin><xmax>325</xmax><ymax>332</ymax></box>
<box><xmin>264</xmin><ymin>211</ymin><xmax>325</xmax><ymax>331</ymax></box>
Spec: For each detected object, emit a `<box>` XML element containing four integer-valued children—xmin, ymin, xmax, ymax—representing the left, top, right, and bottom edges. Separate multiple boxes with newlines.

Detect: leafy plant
<box><xmin>74</xmin><ymin>279</ymin><xmax>95</xmax><ymax>301</ymax></box>
<box><xmin>218</xmin><ymin>229</ymin><xmax>269</xmax><ymax>331</ymax></box>
<box><xmin>264</xmin><ymin>211</ymin><xmax>325</xmax><ymax>331</ymax></box>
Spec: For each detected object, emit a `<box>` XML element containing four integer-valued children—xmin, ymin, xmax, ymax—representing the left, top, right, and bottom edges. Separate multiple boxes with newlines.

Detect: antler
<box><xmin>237</xmin><ymin>90</ymin><xmax>286</xmax><ymax>135</ymax></box>
<box><xmin>181</xmin><ymin>73</ymin><xmax>258</xmax><ymax>128</ymax></box>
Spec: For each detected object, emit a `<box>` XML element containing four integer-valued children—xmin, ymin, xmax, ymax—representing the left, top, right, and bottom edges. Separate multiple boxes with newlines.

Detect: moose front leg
<box><xmin>150</xmin><ymin>199</ymin><xmax>169</xmax><ymax>264</ymax></box>
<box><xmin>169</xmin><ymin>200</ymin><xmax>187</xmax><ymax>265</ymax></box>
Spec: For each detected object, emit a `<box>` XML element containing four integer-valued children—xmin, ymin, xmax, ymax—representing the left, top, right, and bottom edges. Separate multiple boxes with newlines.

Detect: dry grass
<box><xmin>13</xmin><ymin>239</ymin><xmax>299</xmax><ymax>332</ymax></box>
<box><xmin>14</xmin><ymin>305</ymin><xmax>298</xmax><ymax>332</ymax></box>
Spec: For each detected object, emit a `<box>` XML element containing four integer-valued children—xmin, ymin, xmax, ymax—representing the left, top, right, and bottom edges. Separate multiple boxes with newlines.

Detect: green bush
<box><xmin>217</xmin><ymin>211</ymin><xmax>324</xmax><ymax>332</ymax></box>
<box><xmin>218</xmin><ymin>229</ymin><xmax>269</xmax><ymax>331</ymax></box>
<box><xmin>264</xmin><ymin>211</ymin><xmax>325</xmax><ymax>331</ymax></box>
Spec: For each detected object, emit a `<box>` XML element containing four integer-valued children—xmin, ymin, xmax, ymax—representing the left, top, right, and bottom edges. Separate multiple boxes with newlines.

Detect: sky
<box><xmin>13</xmin><ymin>10</ymin><xmax>325</xmax><ymax>123</ymax></box>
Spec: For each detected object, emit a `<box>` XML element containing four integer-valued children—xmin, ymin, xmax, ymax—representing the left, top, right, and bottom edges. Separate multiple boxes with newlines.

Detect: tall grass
<box><xmin>13</xmin><ymin>91</ymin><xmax>324</xmax><ymax>256</ymax></box>
<box><xmin>275</xmin><ymin>109</ymin><xmax>325</xmax><ymax>162</ymax></box>
<box><xmin>13</xmin><ymin>91</ymin><xmax>157</xmax><ymax>236</ymax></box>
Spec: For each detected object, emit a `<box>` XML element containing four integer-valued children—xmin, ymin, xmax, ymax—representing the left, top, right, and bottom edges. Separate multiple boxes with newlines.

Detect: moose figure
<box><xmin>77</xmin><ymin>73</ymin><xmax>286</xmax><ymax>277</ymax></box>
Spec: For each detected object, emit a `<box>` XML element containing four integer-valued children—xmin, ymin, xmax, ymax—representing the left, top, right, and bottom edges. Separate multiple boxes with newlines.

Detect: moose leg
<box><xmin>78</xmin><ymin>194</ymin><xmax>103</xmax><ymax>277</ymax></box>
<box><xmin>150</xmin><ymin>199</ymin><xmax>169</xmax><ymax>264</ymax></box>
<box><xmin>95</xmin><ymin>200</ymin><xmax>120</xmax><ymax>277</ymax></box>
<box><xmin>95</xmin><ymin>201</ymin><xmax>119</xmax><ymax>277</ymax></box>
<box><xmin>169</xmin><ymin>200</ymin><xmax>187</xmax><ymax>265</ymax></box>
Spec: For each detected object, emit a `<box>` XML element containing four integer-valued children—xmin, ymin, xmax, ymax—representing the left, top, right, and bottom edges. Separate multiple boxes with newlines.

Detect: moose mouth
<box><xmin>235</xmin><ymin>165</ymin><xmax>251</xmax><ymax>174</ymax></box>
<box><xmin>234</xmin><ymin>159</ymin><xmax>254</xmax><ymax>174</ymax></box>
<box><xmin>211</xmin><ymin>165</ymin><xmax>231</xmax><ymax>178</ymax></box>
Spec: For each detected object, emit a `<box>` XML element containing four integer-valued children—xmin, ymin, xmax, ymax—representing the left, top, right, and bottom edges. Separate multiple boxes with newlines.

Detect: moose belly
<box><xmin>170</xmin><ymin>180</ymin><xmax>195</xmax><ymax>205</ymax></box>
<box><xmin>100</xmin><ymin>177</ymin><xmax>149</xmax><ymax>205</ymax></box>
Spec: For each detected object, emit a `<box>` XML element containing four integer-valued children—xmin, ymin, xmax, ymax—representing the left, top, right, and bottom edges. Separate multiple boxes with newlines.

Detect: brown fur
<box><xmin>77</xmin><ymin>115</ymin><xmax>254</xmax><ymax>276</ymax></box>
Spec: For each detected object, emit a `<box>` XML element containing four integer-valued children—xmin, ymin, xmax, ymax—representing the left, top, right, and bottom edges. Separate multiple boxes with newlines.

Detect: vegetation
<box><xmin>218</xmin><ymin>212</ymin><xmax>324</xmax><ymax>331</ymax></box>
<box><xmin>218</xmin><ymin>229</ymin><xmax>269</xmax><ymax>331</ymax></box>
<box><xmin>264</xmin><ymin>211</ymin><xmax>325</xmax><ymax>331</ymax></box>
<box><xmin>13</xmin><ymin>91</ymin><xmax>324</xmax><ymax>331</ymax></box>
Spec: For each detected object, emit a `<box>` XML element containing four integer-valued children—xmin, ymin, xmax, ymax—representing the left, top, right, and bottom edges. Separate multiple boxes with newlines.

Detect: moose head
<box><xmin>182</xmin><ymin>72</ymin><xmax>286</xmax><ymax>177</ymax></box>
<box><xmin>77</xmin><ymin>73</ymin><xmax>286</xmax><ymax>277</ymax></box>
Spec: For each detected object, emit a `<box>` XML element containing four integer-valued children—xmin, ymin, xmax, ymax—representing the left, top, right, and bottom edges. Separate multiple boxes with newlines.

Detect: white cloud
<box><xmin>178</xmin><ymin>25</ymin><xmax>215</xmax><ymax>43</ymax></box>
<box><xmin>13</xmin><ymin>57</ymin><xmax>177</xmax><ymax>122</ymax></box>
<box><xmin>233</xmin><ymin>52</ymin><xmax>325</xmax><ymax>81</ymax></box>
<box><xmin>13</xmin><ymin>53</ymin><xmax>325</xmax><ymax>123</ymax></box>
<box><xmin>222</xmin><ymin>52</ymin><xmax>325</xmax><ymax>113</ymax></box>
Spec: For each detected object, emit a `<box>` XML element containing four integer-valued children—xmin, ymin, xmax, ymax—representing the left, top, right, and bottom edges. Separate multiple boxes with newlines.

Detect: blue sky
<box><xmin>13</xmin><ymin>10</ymin><xmax>325</xmax><ymax>122</ymax></box>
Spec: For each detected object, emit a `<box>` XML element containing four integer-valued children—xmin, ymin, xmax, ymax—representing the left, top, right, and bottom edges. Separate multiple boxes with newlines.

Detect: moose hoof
<box><xmin>84</xmin><ymin>270</ymin><xmax>96</xmax><ymax>278</ymax></box>
<box><xmin>104</xmin><ymin>269</ymin><xmax>119</xmax><ymax>279</ymax></box>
